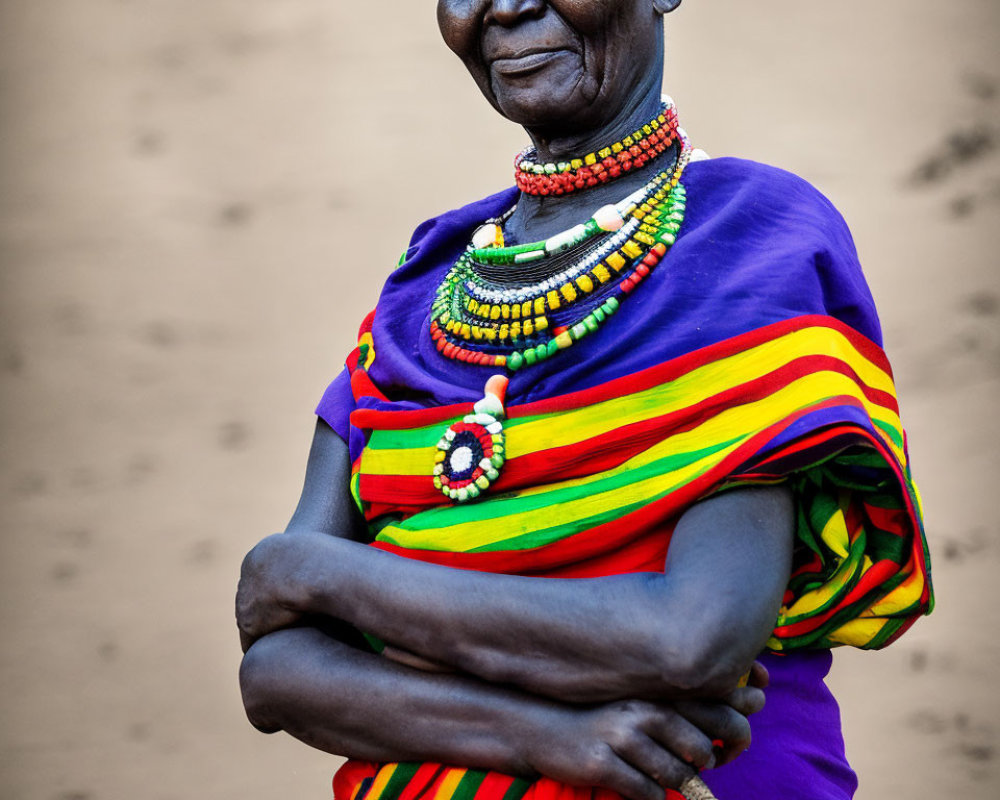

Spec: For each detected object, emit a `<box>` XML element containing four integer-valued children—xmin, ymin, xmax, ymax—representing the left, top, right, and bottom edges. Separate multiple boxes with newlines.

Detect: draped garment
<box><xmin>316</xmin><ymin>158</ymin><xmax>933</xmax><ymax>800</ymax></box>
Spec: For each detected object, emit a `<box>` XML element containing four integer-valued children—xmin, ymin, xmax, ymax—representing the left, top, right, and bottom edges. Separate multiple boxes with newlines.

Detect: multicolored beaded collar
<box><xmin>430</xmin><ymin>126</ymin><xmax>692</xmax><ymax>373</ymax></box>
<box><xmin>429</xmin><ymin>107</ymin><xmax>693</xmax><ymax>502</ymax></box>
<box><xmin>514</xmin><ymin>97</ymin><xmax>679</xmax><ymax>196</ymax></box>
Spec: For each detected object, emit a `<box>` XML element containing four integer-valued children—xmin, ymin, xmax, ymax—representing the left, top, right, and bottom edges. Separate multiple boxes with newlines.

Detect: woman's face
<box><xmin>437</xmin><ymin>0</ymin><xmax>673</xmax><ymax>136</ymax></box>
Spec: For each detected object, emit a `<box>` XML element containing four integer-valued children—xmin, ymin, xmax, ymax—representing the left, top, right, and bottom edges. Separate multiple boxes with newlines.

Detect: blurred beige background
<box><xmin>1</xmin><ymin>1</ymin><xmax>998</xmax><ymax>798</ymax></box>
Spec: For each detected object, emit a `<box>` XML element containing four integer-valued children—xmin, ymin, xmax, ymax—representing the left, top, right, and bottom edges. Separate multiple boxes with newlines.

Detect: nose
<box><xmin>487</xmin><ymin>0</ymin><xmax>546</xmax><ymax>26</ymax></box>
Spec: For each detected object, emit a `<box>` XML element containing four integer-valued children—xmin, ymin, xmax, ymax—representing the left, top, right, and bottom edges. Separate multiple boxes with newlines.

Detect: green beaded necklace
<box><xmin>429</xmin><ymin>128</ymin><xmax>692</xmax><ymax>373</ymax></box>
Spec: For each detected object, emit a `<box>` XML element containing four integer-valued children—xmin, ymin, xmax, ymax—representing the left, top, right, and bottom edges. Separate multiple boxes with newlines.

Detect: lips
<box><xmin>489</xmin><ymin>47</ymin><xmax>576</xmax><ymax>77</ymax></box>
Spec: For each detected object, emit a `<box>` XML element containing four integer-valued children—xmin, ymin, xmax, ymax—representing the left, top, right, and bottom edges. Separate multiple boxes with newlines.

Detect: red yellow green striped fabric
<box><xmin>335</xmin><ymin>762</ymin><xmax>533</xmax><ymax>800</ymax></box>
<box><xmin>334</xmin><ymin>759</ymin><xmax>638</xmax><ymax>800</ymax></box>
<box><xmin>347</xmin><ymin>315</ymin><xmax>931</xmax><ymax>652</ymax></box>
<box><xmin>332</xmin><ymin>314</ymin><xmax>932</xmax><ymax>800</ymax></box>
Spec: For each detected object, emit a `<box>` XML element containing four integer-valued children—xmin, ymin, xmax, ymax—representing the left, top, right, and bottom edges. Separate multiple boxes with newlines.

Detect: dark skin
<box><xmin>240</xmin><ymin>429</ymin><xmax>792</xmax><ymax>798</ymax></box>
<box><xmin>438</xmin><ymin>0</ymin><xmax>683</xmax><ymax>245</ymax></box>
<box><xmin>238</xmin><ymin>2</ymin><xmax>796</xmax><ymax>798</ymax></box>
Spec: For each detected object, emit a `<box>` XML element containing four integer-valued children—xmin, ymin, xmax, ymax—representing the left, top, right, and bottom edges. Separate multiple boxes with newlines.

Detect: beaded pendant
<box><xmin>433</xmin><ymin>375</ymin><xmax>508</xmax><ymax>503</ymax></box>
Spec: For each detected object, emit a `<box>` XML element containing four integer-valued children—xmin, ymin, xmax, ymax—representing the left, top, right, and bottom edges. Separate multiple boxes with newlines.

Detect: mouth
<box><xmin>489</xmin><ymin>48</ymin><xmax>576</xmax><ymax>78</ymax></box>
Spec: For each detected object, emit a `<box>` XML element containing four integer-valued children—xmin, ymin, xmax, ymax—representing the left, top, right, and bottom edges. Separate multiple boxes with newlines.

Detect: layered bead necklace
<box><xmin>514</xmin><ymin>98</ymin><xmax>679</xmax><ymax>196</ymax></box>
<box><xmin>430</xmin><ymin>102</ymin><xmax>691</xmax><ymax>374</ymax></box>
<box><xmin>428</xmin><ymin>99</ymin><xmax>693</xmax><ymax>502</ymax></box>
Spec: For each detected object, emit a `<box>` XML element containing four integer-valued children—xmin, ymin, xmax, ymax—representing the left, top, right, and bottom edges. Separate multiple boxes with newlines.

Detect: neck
<box><xmin>506</xmin><ymin>80</ymin><xmax>673</xmax><ymax>245</ymax></box>
<box><xmin>527</xmin><ymin>77</ymin><xmax>664</xmax><ymax>164</ymax></box>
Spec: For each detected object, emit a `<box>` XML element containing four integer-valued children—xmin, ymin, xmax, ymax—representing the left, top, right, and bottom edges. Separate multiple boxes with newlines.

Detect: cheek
<box><xmin>437</xmin><ymin>0</ymin><xmax>485</xmax><ymax>59</ymax></box>
<box><xmin>549</xmin><ymin>0</ymin><xmax>625</xmax><ymax>36</ymax></box>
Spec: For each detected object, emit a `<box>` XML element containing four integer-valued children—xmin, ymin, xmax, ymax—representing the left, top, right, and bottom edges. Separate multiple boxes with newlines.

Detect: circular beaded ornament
<box><xmin>433</xmin><ymin>376</ymin><xmax>509</xmax><ymax>503</ymax></box>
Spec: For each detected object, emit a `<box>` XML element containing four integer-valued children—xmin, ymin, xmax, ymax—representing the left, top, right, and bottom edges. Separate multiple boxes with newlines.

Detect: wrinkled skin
<box><xmin>437</xmin><ymin>0</ymin><xmax>679</xmax><ymax>148</ymax></box>
<box><xmin>437</xmin><ymin>0</ymin><xmax>684</xmax><ymax>244</ymax></box>
<box><xmin>237</xmin><ymin>4</ymin><xmax>798</xmax><ymax>799</ymax></box>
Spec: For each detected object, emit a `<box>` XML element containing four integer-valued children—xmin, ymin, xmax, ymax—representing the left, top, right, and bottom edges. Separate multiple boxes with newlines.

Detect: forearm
<box><xmin>332</xmin><ymin>489</ymin><xmax>788</xmax><ymax>701</ymax></box>
<box><xmin>335</xmin><ymin>556</ymin><xmax>704</xmax><ymax>701</ymax></box>
<box><xmin>241</xmin><ymin>487</ymin><xmax>793</xmax><ymax>703</ymax></box>
<box><xmin>240</xmin><ymin>625</ymin><xmax>550</xmax><ymax>773</ymax></box>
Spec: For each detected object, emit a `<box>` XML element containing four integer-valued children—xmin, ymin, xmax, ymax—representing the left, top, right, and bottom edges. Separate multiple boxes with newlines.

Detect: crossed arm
<box><xmin>237</xmin><ymin>419</ymin><xmax>794</xmax><ymax>800</ymax></box>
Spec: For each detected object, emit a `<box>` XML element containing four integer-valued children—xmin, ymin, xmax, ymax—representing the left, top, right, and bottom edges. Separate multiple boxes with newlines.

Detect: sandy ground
<box><xmin>1</xmin><ymin>1</ymin><xmax>998</xmax><ymax>798</ymax></box>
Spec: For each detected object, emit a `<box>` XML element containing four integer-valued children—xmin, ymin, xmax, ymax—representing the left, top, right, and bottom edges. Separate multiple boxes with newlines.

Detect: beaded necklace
<box><xmin>471</xmin><ymin>170</ymin><xmax>671</xmax><ymax>271</ymax></box>
<box><xmin>430</xmin><ymin>125</ymin><xmax>692</xmax><ymax>373</ymax></box>
<box><xmin>514</xmin><ymin>97</ymin><xmax>679</xmax><ymax>196</ymax></box>
<box><xmin>464</xmin><ymin>172</ymin><xmax>671</xmax><ymax>308</ymax></box>
<box><xmin>429</xmin><ymin>106</ymin><xmax>693</xmax><ymax>503</ymax></box>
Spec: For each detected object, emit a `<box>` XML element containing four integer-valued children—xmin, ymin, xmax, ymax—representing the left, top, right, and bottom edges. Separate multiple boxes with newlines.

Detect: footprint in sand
<box><xmin>218</xmin><ymin>420</ymin><xmax>252</xmax><ymax>451</ymax></box>
<box><xmin>218</xmin><ymin>202</ymin><xmax>254</xmax><ymax>227</ymax></box>
<box><xmin>51</xmin><ymin>562</ymin><xmax>80</xmax><ymax>583</ymax></box>
<box><xmin>907</xmin><ymin>708</ymin><xmax>997</xmax><ymax>777</ymax></box>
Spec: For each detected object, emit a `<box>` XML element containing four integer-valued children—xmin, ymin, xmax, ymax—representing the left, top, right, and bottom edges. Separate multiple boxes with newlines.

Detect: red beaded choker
<box><xmin>514</xmin><ymin>98</ymin><xmax>679</xmax><ymax>196</ymax></box>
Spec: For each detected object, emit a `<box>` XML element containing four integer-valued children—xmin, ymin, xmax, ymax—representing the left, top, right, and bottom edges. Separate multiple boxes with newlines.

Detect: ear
<box><xmin>651</xmin><ymin>0</ymin><xmax>682</xmax><ymax>13</ymax></box>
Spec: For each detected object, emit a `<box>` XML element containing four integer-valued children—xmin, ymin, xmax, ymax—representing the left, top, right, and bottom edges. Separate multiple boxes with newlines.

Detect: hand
<box><xmin>522</xmin><ymin>698</ymin><xmax>734</xmax><ymax>800</ymax></box>
<box><xmin>672</xmin><ymin>659</ymin><xmax>768</xmax><ymax>767</ymax></box>
<box><xmin>236</xmin><ymin>532</ymin><xmax>324</xmax><ymax>652</ymax></box>
<box><xmin>519</xmin><ymin>662</ymin><xmax>768</xmax><ymax>800</ymax></box>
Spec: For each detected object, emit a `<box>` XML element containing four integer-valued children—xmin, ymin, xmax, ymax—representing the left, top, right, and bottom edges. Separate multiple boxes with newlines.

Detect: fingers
<box><xmin>722</xmin><ymin>685</ymin><xmax>766</xmax><ymax>717</ymax></box>
<box><xmin>671</xmin><ymin>700</ymin><xmax>752</xmax><ymax>768</ymax></box>
<box><xmin>593</xmin><ymin>701</ymin><xmax>712</xmax><ymax>795</ymax></box>
<box><xmin>747</xmin><ymin>660</ymin><xmax>770</xmax><ymax>689</ymax></box>
<box><xmin>610</xmin><ymin>729</ymin><xmax>700</xmax><ymax>793</ymax></box>
<box><xmin>639</xmin><ymin>707</ymin><xmax>716</xmax><ymax>771</ymax></box>
<box><xmin>721</xmin><ymin>661</ymin><xmax>768</xmax><ymax>718</ymax></box>
<box><xmin>581</xmin><ymin>744</ymin><xmax>674</xmax><ymax>800</ymax></box>
<box><xmin>235</xmin><ymin>534</ymin><xmax>308</xmax><ymax>645</ymax></box>
<box><xmin>234</xmin><ymin>574</ymin><xmax>268</xmax><ymax>643</ymax></box>
<box><xmin>235</xmin><ymin>538</ymin><xmax>274</xmax><ymax>640</ymax></box>
<box><xmin>531</xmin><ymin>704</ymin><xmax>682</xmax><ymax>800</ymax></box>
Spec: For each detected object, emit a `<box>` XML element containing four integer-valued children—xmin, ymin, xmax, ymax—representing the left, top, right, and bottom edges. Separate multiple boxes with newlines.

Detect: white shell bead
<box><xmin>450</xmin><ymin>446</ymin><xmax>475</xmax><ymax>473</ymax></box>
<box><xmin>474</xmin><ymin>396</ymin><xmax>504</xmax><ymax>417</ymax></box>
<box><xmin>471</xmin><ymin>224</ymin><xmax>500</xmax><ymax>250</ymax></box>
<box><xmin>593</xmin><ymin>205</ymin><xmax>625</xmax><ymax>232</ymax></box>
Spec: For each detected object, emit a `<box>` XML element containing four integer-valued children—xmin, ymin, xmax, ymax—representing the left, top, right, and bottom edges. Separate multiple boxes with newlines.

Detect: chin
<box><xmin>490</xmin><ymin>65</ymin><xmax>596</xmax><ymax>130</ymax></box>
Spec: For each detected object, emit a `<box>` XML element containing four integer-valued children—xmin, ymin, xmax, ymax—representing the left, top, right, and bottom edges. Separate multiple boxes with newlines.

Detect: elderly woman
<box><xmin>236</xmin><ymin>2</ymin><xmax>932</xmax><ymax>799</ymax></box>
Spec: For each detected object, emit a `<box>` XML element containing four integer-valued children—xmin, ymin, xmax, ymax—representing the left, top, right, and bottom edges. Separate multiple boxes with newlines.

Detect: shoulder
<box><xmin>683</xmin><ymin>156</ymin><xmax>850</xmax><ymax>237</ymax></box>
<box><xmin>399</xmin><ymin>186</ymin><xmax>520</xmax><ymax>266</ymax></box>
<box><xmin>376</xmin><ymin>184</ymin><xmax>518</xmax><ymax>322</ymax></box>
<box><xmin>677</xmin><ymin>157</ymin><xmax>882</xmax><ymax>344</ymax></box>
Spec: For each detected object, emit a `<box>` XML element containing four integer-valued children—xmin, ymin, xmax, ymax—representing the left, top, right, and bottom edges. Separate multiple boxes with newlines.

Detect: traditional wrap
<box><xmin>317</xmin><ymin>158</ymin><xmax>933</xmax><ymax>800</ymax></box>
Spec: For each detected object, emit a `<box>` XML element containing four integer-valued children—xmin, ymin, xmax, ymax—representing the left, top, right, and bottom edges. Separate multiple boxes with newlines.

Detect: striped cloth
<box><xmin>317</xmin><ymin>158</ymin><xmax>933</xmax><ymax>800</ymax></box>
<box><xmin>334</xmin><ymin>762</ymin><xmax>536</xmax><ymax>800</ymax></box>
<box><xmin>349</xmin><ymin>314</ymin><xmax>931</xmax><ymax>652</ymax></box>
<box><xmin>328</xmin><ymin>313</ymin><xmax>932</xmax><ymax>800</ymax></box>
